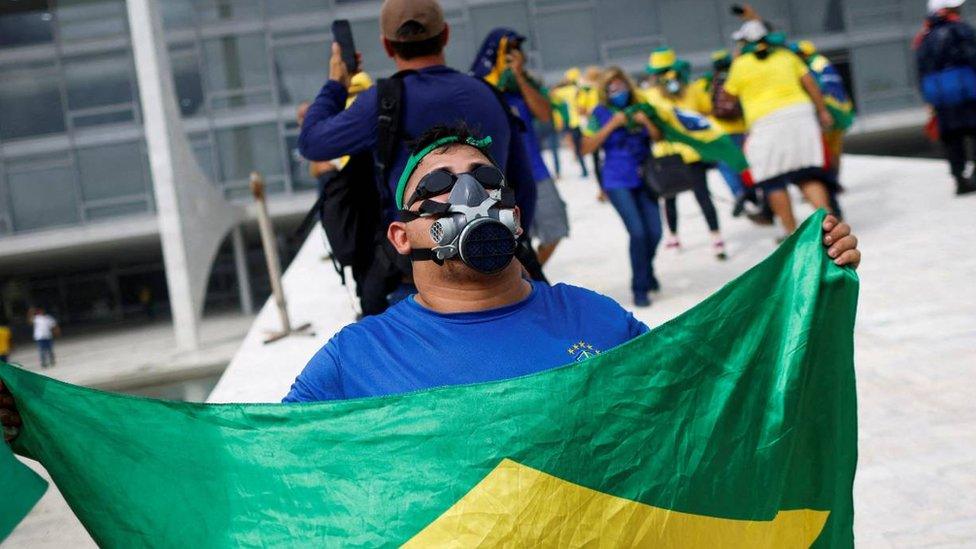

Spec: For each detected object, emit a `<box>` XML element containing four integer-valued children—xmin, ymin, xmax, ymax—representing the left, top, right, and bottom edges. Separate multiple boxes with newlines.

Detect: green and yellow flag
<box><xmin>1</xmin><ymin>211</ymin><xmax>857</xmax><ymax>547</ymax></box>
<box><xmin>631</xmin><ymin>99</ymin><xmax>753</xmax><ymax>184</ymax></box>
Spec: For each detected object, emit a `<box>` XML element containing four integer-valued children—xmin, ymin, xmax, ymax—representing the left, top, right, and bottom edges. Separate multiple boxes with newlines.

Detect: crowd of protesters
<box><xmin>283</xmin><ymin>0</ymin><xmax>976</xmax><ymax>313</ymax></box>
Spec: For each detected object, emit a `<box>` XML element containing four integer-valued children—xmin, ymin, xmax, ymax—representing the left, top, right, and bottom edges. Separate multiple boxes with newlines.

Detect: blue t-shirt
<box><xmin>590</xmin><ymin>105</ymin><xmax>651</xmax><ymax>190</ymax></box>
<box><xmin>505</xmin><ymin>92</ymin><xmax>552</xmax><ymax>183</ymax></box>
<box><xmin>283</xmin><ymin>282</ymin><xmax>649</xmax><ymax>402</ymax></box>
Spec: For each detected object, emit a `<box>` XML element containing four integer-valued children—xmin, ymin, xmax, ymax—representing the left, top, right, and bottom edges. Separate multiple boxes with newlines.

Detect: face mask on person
<box><xmin>609</xmin><ymin>90</ymin><xmax>631</xmax><ymax>109</ymax></box>
<box><xmin>396</xmin><ymin>137</ymin><xmax>519</xmax><ymax>275</ymax></box>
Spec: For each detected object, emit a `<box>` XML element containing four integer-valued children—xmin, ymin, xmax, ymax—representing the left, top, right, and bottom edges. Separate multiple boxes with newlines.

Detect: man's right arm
<box><xmin>297</xmin><ymin>81</ymin><xmax>379</xmax><ymax>162</ymax></box>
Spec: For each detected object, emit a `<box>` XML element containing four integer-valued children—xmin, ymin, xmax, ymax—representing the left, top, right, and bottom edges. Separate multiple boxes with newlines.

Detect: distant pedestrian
<box><xmin>551</xmin><ymin>67</ymin><xmax>589</xmax><ymax>177</ymax></box>
<box><xmin>0</xmin><ymin>317</ymin><xmax>11</xmax><ymax>363</ymax></box>
<box><xmin>793</xmin><ymin>40</ymin><xmax>854</xmax><ymax>217</ymax></box>
<box><xmin>30</xmin><ymin>308</ymin><xmax>58</xmax><ymax>368</ymax></box>
<box><xmin>915</xmin><ymin>0</ymin><xmax>976</xmax><ymax>195</ymax></box>
<box><xmin>580</xmin><ymin>66</ymin><xmax>663</xmax><ymax>308</ymax></box>
<box><xmin>645</xmin><ymin>48</ymin><xmax>727</xmax><ymax>260</ymax></box>
<box><xmin>723</xmin><ymin>20</ymin><xmax>835</xmax><ymax>234</ymax></box>
<box><xmin>473</xmin><ymin>28</ymin><xmax>569</xmax><ymax>266</ymax></box>
<box><xmin>578</xmin><ymin>66</ymin><xmax>605</xmax><ymax>185</ymax></box>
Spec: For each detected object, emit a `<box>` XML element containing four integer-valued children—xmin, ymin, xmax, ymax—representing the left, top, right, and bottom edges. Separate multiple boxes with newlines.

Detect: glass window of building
<box><xmin>533</xmin><ymin>9</ymin><xmax>600</xmax><ymax>68</ymax></box>
<box><xmin>202</xmin><ymin>33</ymin><xmax>274</xmax><ymax>110</ymax></box>
<box><xmin>56</xmin><ymin>0</ymin><xmax>128</xmax><ymax>42</ymax></box>
<box><xmin>162</xmin><ymin>0</ymin><xmax>196</xmax><ymax>29</ymax></box>
<box><xmin>63</xmin><ymin>51</ymin><xmax>137</xmax><ymax>127</ymax></box>
<box><xmin>0</xmin><ymin>61</ymin><xmax>66</xmax><ymax>141</ymax></box>
<box><xmin>195</xmin><ymin>0</ymin><xmax>262</xmax><ymax>24</ymax></box>
<box><xmin>269</xmin><ymin>0</ymin><xmax>331</xmax><ymax>17</ymax></box>
<box><xmin>790</xmin><ymin>0</ymin><xmax>846</xmax><ymax>34</ymax></box>
<box><xmin>76</xmin><ymin>141</ymin><xmax>149</xmax><ymax>203</ymax></box>
<box><xmin>273</xmin><ymin>36</ymin><xmax>330</xmax><ymax>105</ymax></box>
<box><xmin>7</xmin><ymin>158</ymin><xmax>80</xmax><ymax>232</ymax></box>
<box><xmin>214</xmin><ymin>123</ymin><xmax>285</xmax><ymax>193</ymax></box>
<box><xmin>0</xmin><ymin>0</ymin><xmax>54</xmax><ymax>49</ymax></box>
<box><xmin>847</xmin><ymin>0</ymin><xmax>904</xmax><ymax>30</ymax></box>
<box><xmin>170</xmin><ymin>44</ymin><xmax>207</xmax><ymax>117</ymax></box>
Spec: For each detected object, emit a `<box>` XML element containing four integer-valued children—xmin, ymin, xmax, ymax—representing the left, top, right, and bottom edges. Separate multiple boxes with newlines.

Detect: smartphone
<box><xmin>730</xmin><ymin>4</ymin><xmax>745</xmax><ymax>15</ymax></box>
<box><xmin>331</xmin><ymin>19</ymin><xmax>358</xmax><ymax>73</ymax></box>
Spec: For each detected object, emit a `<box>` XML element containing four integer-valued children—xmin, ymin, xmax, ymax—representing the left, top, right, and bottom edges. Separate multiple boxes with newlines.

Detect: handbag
<box><xmin>644</xmin><ymin>142</ymin><xmax>699</xmax><ymax>198</ymax></box>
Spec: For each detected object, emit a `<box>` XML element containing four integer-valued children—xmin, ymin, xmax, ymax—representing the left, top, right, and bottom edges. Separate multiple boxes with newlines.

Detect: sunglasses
<box><xmin>406</xmin><ymin>165</ymin><xmax>505</xmax><ymax>207</ymax></box>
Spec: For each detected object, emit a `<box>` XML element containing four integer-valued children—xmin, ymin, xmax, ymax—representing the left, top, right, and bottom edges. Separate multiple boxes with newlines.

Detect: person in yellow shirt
<box><xmin>723</xmin><ymin>21</ymin><xmax>833</xmax><ymax>235</ymax></box>
<box><xmin>0</xmin><ymin>317</ymin><xmax>11</xmax><ymax>363</ymax></box>
<box><xmin>551</xmin><ymin>67</ymin><xmax>589</xmax><ymax>177</ymax></box>
<box><xmin>577</xmin><ymin>66</ymin><xmax>604</xmax><ymax>184</ymax></box>
<box><xmin>645</xmin><ymin>48</ymin><xmax>726</xmax><ymax>260</ymax></box>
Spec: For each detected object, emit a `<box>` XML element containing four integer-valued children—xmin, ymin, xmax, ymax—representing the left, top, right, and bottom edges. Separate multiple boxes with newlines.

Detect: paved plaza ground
<box><xmin>5</xmin><ymin>152</ymin><xmax>975</xmax><ymax>547</ymax></box>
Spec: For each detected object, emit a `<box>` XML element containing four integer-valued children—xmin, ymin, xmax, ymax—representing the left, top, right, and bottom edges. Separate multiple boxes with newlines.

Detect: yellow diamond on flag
<box><xmin>406</xmin><ymin>459</ymin><xmax>830</xmax><ymax>548</ymax></box>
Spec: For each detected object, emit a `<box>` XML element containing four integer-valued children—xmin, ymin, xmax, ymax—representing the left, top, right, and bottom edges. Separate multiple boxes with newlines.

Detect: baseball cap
<box><xmin>928</xmin><ymin>0</ymin><xmax>966</xmax><ymax>13</ymax></box>
<box><xmin>731</xmin><ymin>20</ymin><xmax>768</xmax><ymax>42</ymax></box>
<box><xmin>380</xmin><ymin>0</ymin><xmax>447</xmax><ymax>42</ymax></box>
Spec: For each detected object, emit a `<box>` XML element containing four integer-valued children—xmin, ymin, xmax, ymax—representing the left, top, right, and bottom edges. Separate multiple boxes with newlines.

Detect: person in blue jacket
<box><xmin>915</xmin><ymin>0</ymin><xmax>976</xmax><ymax>195</ymax></box>
<box><xmin>298</xmin><ymin>0</ymin><xmax>538</xmax><ymax>223</ymax></box>
<box><xmin>579</xmin><ymin>67</ymin><xmax>663</xmax><ymax>308</ymax></box>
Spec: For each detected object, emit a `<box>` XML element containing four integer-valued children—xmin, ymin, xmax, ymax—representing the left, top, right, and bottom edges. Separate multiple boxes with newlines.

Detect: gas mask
<box><xmin>396</xmin><ymin>136</ymin><xmax>520</xmax><ymax>275</ymax></box>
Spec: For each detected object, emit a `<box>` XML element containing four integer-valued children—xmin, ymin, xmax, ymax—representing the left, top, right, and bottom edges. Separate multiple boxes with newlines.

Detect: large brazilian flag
<box><xmin>0</xmin><ymin>211</ymin><xmax>858</xmax><ymax>547</ymax></box>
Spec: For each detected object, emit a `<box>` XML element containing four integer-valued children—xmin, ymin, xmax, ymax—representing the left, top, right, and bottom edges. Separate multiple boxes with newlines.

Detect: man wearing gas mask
<box><xmin>279</xmin><ymin>124</ymin><xmax>862</xmax><ymax>403</ymax></box>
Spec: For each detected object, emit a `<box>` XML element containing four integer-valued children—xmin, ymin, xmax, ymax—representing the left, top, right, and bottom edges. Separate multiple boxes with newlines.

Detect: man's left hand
<box><xmin>822</xmin><ymin>215</ymin><xmax>860</xmax><ymax>268</ymax></box>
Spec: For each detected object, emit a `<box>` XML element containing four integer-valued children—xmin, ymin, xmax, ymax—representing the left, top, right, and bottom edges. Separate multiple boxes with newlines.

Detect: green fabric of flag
<box><xmin>0</xmin><ymin>211</ymin><xmax>858</xmax><ymax>547</ymax></box>
<box><xmin>0</xmin><ymin>420</ymin><xmax>47</xmax><ymax>540</ymax></box>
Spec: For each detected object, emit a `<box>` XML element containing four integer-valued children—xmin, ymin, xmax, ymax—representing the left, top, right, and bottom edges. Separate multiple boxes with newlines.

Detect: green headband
<box><xmin>395</xmin><ymin>135</ymin><xmax>493</xmax><ymax>209</ymax></box>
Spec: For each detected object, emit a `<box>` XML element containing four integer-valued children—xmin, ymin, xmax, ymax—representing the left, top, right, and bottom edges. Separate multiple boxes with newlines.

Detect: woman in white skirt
<box><xmin>723</xmin><ymin>21</ymin><xmax>835</xmax><ymax>233</ymax></box>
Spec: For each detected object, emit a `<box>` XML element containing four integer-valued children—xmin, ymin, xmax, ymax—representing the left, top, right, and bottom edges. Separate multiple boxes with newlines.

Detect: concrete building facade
<box><xmin>0</xmin><ymin>0</ymin><xmax>942</xmax><ymax>340</ymax></box>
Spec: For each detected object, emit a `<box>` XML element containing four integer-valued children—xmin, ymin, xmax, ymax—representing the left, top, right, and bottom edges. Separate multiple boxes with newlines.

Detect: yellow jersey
<box><xmin>576</xmin><ymin>85</ymin><xmax>601</xmax><ymax>117</ymax></box>
<box><xmin>723</xmin><ymin>48</ymin><xmax>811</xmax><ymax>127</ymax></box>
<box><xmin>551</xmin><ymin>84</ymin><xmax>580</xmax><ymax>129</ymax></box>
<box><xmin>0</xmin><ymin>326</ymin><xmax>10</xmax><ymax>356</ymax></box>
<box><xmin>640</xmin><ymin>87</ymin><xmax>702</xmax><ymax>164</ymax></box>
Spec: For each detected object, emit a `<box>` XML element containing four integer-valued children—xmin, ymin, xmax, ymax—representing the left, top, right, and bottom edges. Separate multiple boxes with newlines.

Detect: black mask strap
<box><xmin>409</xmin><ymin>248</ymin><xmax>444</xmax><ymax>265</ymax></box>
<box><xmin>397</xmin><ymin>200</ymin><xmax>453</xmax><ymax>222</ymax></box>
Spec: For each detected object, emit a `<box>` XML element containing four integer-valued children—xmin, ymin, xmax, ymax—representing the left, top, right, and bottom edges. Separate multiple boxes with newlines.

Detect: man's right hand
<box><xmin>0</xmin><ymin>380</ymin><xmax>21</xmax><ymax>443</ymax></box>
<box><xmin>329</xmin><ymin>42</ymin><xmax>362</xmax><ymax>89</ymax></box>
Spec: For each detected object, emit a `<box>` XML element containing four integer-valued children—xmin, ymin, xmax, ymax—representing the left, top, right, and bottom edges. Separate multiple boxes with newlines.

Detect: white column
<box><xmin>126</xmin><ymin>0</ymin><xmax>243</xmax><ymax>351</ymax></box>
<box><xmin>231</xmin><ymin>226</ymin><xmax>254</xmax><ymax>315</ymax></box>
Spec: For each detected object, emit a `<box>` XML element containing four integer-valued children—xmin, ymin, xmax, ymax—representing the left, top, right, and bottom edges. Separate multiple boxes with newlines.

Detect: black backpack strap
<box><xmin>375</xmin><ymin>70</ymin><xmax>416</xmax><ymax>186</ymax></box>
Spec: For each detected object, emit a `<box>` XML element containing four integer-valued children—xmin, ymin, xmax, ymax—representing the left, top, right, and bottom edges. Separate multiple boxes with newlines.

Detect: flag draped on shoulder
<box><xmin>1</xmin><ymin>211</ymin><xmax>858</xmax><ymax>547</ymax></box>
<box><xmin>809</xmin><ymin>54</ymin><xmax>855</xmax><ymax>131</ymax></box>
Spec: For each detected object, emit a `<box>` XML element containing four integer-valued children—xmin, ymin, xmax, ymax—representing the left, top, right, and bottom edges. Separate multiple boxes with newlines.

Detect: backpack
<box><xmin>293</xmin><ymin>73</ymin><xmax>409</xmax><ymax>316</ymax></box>
<box><xmin>294</xmin><ymin>72</ymin><xmax>547</xmax><ymax>316</ymax></box>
